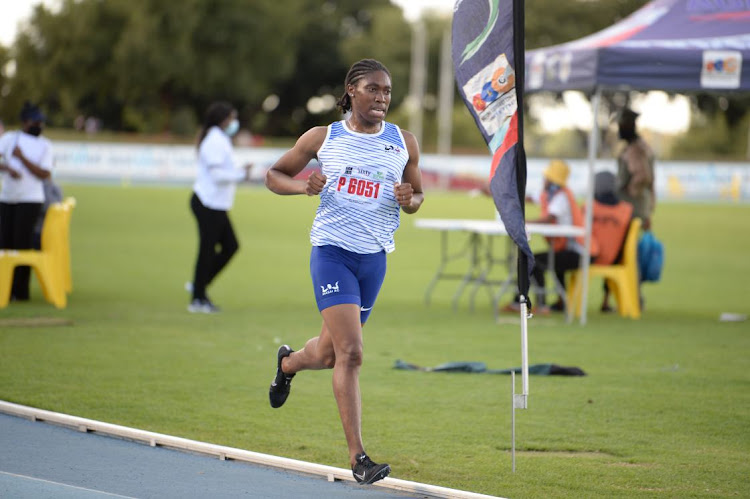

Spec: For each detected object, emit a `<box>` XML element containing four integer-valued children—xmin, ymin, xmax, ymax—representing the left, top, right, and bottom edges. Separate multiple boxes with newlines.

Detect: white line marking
<box><xmin>0</xmin><ymin>471</ymin><xmax>137</xmax><ymax>498</ymax></box>
<box><xmin>0</xmin><ymin>400</ymin><xmax>506</xmax><ymax>499</ymax></box>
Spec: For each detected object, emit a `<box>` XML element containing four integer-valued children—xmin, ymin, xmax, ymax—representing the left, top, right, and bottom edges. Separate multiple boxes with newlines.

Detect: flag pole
<box><xmin>579</xmin><ymin>88</ymin><xmax>602</xmax><ymax>325</ymax></box>
<box><xmin>511</xmin><ymin>0</ymin><xmax>529</xmax><ymax>472</ymax></box>
<box><xmin>450</xmin><ymin>0</ymin><xmax>532</xmax><ymax>471</ymax></box>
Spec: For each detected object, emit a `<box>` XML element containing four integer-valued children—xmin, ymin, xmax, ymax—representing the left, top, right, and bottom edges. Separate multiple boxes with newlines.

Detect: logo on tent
<box><xmin>701</xmin><ymin>50</ymin><xmax>742</xmax><ymax>89</ymax></box>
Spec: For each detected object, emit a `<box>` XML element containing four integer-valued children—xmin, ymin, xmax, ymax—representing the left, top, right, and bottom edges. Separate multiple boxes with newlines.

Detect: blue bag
<box><xmin>637</xmin><ymin>231</ymin><xmax>664</xmax><ymax>282</ymax></box>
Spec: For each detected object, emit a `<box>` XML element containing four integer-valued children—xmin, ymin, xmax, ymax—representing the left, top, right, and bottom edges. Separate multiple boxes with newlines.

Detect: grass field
<box><xmin>1</xmin><ymin>184</ymin><xmax>749</xmax><ymax>498</ymax></box>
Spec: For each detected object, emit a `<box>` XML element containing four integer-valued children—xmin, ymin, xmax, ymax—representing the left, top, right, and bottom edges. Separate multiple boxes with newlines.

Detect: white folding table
<box><xmin>414</xmin><ymin>218</ymin><xmax>585</xmax><ymax>320</ymax></box>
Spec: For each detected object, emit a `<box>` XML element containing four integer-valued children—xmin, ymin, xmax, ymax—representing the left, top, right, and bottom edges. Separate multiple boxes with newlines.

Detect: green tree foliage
<box><xmin>2</xmin><ymin>0</ymin><xmax>407</xmax><ymax>136</ymax></box>
<box><xmin>4</xmin><ymin>0</ymin><xmax>745</xmax><ymax>158</ymax></box>
<box><xmin>673</xmin><ymin>98</ymin><xmax>750</xmax><ymax>160</ymax></box>
<box><xmin>266</xmin><ymin>0</ymin><xmax>410</xmax><ymax>136</ymax></box>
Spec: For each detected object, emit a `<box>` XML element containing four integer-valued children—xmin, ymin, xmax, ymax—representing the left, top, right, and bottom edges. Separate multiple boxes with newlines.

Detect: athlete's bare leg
<box><xmin>320</xmin><ymin>304</ymin><xmax>364</xmax><ymax>466</ymax></box>
<box><xmin>282</xmin><ymin>323</ymin><xmax>336</xmax><ymax>373</ymax></box>
<box><xmin>280</xmin><ymin>303</ymin><xmax>366</xmax><ymax>466</ymax></box>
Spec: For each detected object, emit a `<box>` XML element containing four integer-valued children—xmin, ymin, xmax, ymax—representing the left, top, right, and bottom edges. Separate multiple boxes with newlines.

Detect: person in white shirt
<box><xmin>188</xmin><ymin>101</ymin><xmax>251</xmax><ymax>313</ymax></box>
<box><xmin>0</xmin><ymin>102</ymin><xmax>54</xmax><ymax>301</ymax></box>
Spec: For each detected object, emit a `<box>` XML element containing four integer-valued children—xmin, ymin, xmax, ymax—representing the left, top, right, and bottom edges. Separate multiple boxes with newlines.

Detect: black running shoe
<box><xmin>351</xmin><ymin>453</ymin><xmax>390</xmax><ymax>485</ymax></box>
<box><xmin>269</xmin><ymin>345</ymin><xmax>295</xmax><ymax>408</ymax></box>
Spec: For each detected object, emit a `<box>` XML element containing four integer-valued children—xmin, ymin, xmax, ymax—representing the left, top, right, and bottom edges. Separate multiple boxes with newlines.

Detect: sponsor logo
<box><xmin>320</xmin><ymin>281</ymin><xmax>339</xmax><ymax>296</ymax></box>
<box><xmin>384</xmin><ymin>145</ymin><xmax>402</xmax><ymax>153</ymax></box>
<box><xmin>701</xmin><ymin>50</ymin><xmax>742</xmax><ymax>89</ymax></box>
<box><xmin>360</xmin><ymin>305</ymin><xmax>373</xmax><ymax>312</ymax></box>
<box><xmin>344</xmin><ymin>166</ymin><xmax>353</xmax><ymax>175</ymax></box>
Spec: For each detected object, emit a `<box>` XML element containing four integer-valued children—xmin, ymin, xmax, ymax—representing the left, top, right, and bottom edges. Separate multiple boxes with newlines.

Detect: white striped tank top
<box><xmin>310</xmin><ymin>120</ymin><xmax>409</xmax><ymax>254</ymax></box>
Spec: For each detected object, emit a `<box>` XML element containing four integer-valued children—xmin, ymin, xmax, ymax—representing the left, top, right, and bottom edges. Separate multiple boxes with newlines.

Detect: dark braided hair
<box><xmin>336</xmin><ymin>59</ymin><xmax>391</xmax><ymax>113</ymax></box>
<box><xmin>197</xmin><ymin>101</ymin><xmax>234</xmax><ymax>148</ymax></box>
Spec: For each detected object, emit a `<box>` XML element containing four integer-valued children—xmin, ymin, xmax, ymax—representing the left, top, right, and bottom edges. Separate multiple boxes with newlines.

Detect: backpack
<box><xmin>637</xmin><ymin>231</ymin><xmax>664</xmax><ymax>282</ymax></box>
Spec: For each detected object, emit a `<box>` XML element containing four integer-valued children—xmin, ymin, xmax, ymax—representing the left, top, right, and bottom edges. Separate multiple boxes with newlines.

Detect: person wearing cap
<box><xmin>504</xmin><ymin>159</ymin><xmax>596</xmax><ymax>314</ymax></box>
<box><xmin>588</xmin><ymin>170</ymin><xmax>634</xmax><ymax>312</ymax></box>
<box><xmin>616</xmin><ymin>108</ymin><xmax>655</xmax><ymax>230</ymax></box>
<box><xmin>0</xmin><ymin>102</ymin><xmax>54</xmax><ymax>301</ymax></box>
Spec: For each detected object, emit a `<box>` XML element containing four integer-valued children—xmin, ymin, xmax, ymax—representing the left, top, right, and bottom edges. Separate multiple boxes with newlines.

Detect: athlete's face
<box><xmin>349</xmin><ymin>70</ymin><xmax>392</xmax><ymax>123</ymax></box>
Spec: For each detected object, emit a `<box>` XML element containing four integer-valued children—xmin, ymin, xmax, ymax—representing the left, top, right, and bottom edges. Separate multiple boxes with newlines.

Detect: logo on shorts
<box><xmin>321</xmin><ymin>281</ymin><xmax>340</xmax><ymax>296</ymax></box>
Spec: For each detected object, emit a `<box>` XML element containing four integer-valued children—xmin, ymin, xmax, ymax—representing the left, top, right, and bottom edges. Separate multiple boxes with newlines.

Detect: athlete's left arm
<box><xmin>394</xmin><ymin>130</ymin><xmax>424</xmax><ymax>215</ymax></box>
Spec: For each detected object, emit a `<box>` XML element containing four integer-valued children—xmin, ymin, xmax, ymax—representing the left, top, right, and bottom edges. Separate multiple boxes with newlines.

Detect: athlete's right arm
<box><xmin>265</xmin><ymin>127</ymin><xmax>327</xmax><ymax>195</ymax></box>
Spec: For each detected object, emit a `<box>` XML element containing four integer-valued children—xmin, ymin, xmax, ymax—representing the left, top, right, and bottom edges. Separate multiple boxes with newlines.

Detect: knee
<box><xmin>335</xmin><ymin>344</ymin><xmax>363</xmax><ymax>368</ymax></box>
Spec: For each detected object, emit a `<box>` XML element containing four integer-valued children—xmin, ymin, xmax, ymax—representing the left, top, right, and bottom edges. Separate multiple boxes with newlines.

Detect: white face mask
<box><xmin>224</xmin><ymin>119</ymin><xmax>239</xmax><ymax>137</ymax></box>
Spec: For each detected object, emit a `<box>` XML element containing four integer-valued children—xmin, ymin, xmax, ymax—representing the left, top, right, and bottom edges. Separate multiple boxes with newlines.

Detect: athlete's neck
<box><xmin>346</xmin><ymin>118</ymin><xmax>382</xmax><ymax>134</ymax></box>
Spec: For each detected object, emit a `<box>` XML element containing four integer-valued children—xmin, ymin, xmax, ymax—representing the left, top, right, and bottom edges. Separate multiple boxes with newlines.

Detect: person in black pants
<box><xmin>0</xmin><ymin>102</ymin><xmax>54</xmax><ymax>301</ymax></box>
<box><xmin>188</xmin><ymin>102</ymin><xmax>251</xmax><ymax>313</ymax></box>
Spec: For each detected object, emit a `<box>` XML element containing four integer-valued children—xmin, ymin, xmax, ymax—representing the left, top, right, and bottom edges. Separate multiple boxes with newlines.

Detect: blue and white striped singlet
<box><xmin>310</xmin><ymin>120</ymin><xmax>409</xmax><ymax>254</ymax></box>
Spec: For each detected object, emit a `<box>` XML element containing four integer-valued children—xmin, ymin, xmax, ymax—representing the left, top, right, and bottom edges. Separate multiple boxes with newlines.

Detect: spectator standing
<box><xmin>616</xmin><ymin>108</ymin><xmax>655</xmax><ymax>230</ymax></box>
<box><xmin>0</xmin><ymin>102</ymin><xmax>53</xmax><ymax>301</ymax></box>
<box><xmin>187</xmin><ymin>101</ymin><xmax>251</xmax><ymax>313</ymax></box>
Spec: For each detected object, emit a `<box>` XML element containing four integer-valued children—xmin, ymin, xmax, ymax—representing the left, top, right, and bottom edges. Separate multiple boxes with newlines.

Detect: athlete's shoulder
<box><xmin>300</xmin><ymin>125</ymin><xmax>328</xmax><ymax>142</ymax></box>
<box><xmin>293</xmin><ymin>126</ymin><xmax>328</xmax><ymax>156</ymax></box>
<box><xmin>397</xmin><ymin>127</ymin><xmax>419</xmax><ymax>156</ymax></box>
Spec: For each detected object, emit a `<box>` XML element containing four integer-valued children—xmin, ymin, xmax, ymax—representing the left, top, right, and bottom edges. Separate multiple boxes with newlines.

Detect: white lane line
<box><xmin>0</xmin><ymin>471</ymin><xmax>137</xmax><ymax>498</ymax></box>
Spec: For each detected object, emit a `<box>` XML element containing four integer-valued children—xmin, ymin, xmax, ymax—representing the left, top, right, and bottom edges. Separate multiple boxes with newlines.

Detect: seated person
<box><xmin>504</xmin><ymin>159</ymin><xmax>597</xmax><ymax>314</ymax></box>
<box><xmin>33</xmin><ymin>177</ymin><xmax>63</xmax><ymax>249</ymax></box>
<box><xmin>588</xmin><ymin>171</ymin><xmax>634</xmax><ymax>312</ymax></box>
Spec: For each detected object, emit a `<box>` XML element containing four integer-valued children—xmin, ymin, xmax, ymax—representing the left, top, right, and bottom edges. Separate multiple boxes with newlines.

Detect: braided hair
<box><xmin>197</xmin><ymin>101</ymin><xmax>234</xmax><ymax>148</ymax></box>
<box><xmin>336</xmin><ymin>59</ymin><xmax>391</xmax><ymax>113</ymax></box>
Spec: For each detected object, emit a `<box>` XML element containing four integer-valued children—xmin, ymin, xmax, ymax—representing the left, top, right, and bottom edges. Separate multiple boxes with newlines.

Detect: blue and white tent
<box><xmin>522</xmin><ymin>0</ymin><xmax>750</xmax><ymax>323</ymax></box>
<box><xmin>525</xmin><ymin>0</ymin><xmax>749</xmax><ymax>93</ymax></box>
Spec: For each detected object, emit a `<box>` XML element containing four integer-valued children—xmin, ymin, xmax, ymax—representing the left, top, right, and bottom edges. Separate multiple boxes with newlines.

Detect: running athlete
<box><xmin>264</xmin><ymin>59</ymin><xmax>424</xmax><ymax>485</ymax></box>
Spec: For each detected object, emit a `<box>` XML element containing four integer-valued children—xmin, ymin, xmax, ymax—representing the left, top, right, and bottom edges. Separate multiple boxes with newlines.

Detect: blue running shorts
<box><xmin>310</xmin><ymin>245</ymin><xmax>387</xmax><ymax>324</ymax></box>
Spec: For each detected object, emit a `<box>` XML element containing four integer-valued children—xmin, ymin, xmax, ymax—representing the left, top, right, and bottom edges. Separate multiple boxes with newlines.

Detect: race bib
<box><xmin>333</xmin><ymin>166</ymin><xmax>391</xmax><ymax>211</ymax></box>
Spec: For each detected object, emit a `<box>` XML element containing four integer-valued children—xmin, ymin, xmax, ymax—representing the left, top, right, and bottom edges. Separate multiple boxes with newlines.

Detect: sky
<box><xmin>1</xmin><ymin>0</ymin><xmax>63</xmax><ymax>46</ymax></box>
<box><xmin>0</xmin><ymin>1</ymin><xmax>454</xmax><ymax>45</ymax></box>
<box><xmin>390</xmin><ymin>0</ymin><xmax>454</xmax><ymax>20</ymax></box>
<box><xmin>0</xmin><ymin>0</ymin><xmax>689</xmax><ymax>134</ymax></box>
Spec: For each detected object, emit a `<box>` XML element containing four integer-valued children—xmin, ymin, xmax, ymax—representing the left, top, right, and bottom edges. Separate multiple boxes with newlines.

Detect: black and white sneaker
<box><xmin>269</xmin><ymin>345</ymin><xmax>295</xmax><ymax>408</ymax></box>
<box><xmin>351</xmin><ymin>453</ymin><xmax>390</xmax><ymax>485</ymax></box>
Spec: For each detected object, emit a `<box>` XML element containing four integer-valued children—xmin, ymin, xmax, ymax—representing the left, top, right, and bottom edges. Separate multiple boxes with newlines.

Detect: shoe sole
<box><xmin>359</xmin><ymin>465</ymin><xmax>390</xmax><ymax>485</ymax></box>
<box><xmin>269</xmin><ymin>346</ymin><xmax>293</xmax><ymax>408</ymax></box>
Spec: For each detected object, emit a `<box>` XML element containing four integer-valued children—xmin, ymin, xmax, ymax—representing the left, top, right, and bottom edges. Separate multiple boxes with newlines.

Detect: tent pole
<box><xmin>579</xmin><ymin>88</ymin><xmax>602</xmax><ymax>325</ymax></box>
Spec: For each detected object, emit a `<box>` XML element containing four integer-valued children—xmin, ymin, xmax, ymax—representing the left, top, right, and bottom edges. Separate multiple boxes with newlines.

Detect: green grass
<box><xmin>1</xmin><ymin>185</ymin><xmax>749</xmax><ymax>498</ymax></box>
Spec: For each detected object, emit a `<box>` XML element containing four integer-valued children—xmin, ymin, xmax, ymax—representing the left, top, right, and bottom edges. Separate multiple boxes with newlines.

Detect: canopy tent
<box><xmin>522</xmin><ymin>0</ymin><xmax>750</xmax><ymax>323</ymax></box>
<box><xmin>526</xmin><ymin>0</ymin><xmax>750</xmax><ymax>93</ymax></box>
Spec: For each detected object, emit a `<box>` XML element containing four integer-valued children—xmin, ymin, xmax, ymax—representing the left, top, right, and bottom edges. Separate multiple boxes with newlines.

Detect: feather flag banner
<box><xmin>452</xmin><ymin>0</ymin><xmax>533</xmax><ymax>296</ymax></box>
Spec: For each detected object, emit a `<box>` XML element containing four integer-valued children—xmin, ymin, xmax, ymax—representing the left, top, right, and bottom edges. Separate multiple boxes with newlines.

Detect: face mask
<box><xmin>545</xmin><ymin>183</ymin><xmax>561</xmax><ymax>198</ymax></box>
<box><xmin>27</xmin><ymin>125</ymin><xmax>43</xmax><ymax>137</ymax></box>
<box><xmin>224</xmin><ymin>119</ymin><xmax>239</xmax><ymax>137</ymax></box>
